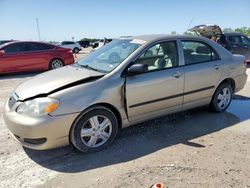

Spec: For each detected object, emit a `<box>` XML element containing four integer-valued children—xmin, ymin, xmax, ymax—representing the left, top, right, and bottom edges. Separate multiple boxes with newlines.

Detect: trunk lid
<box><xmin>190</xmin><ymin>24</ymin><xmax>223</xmax><ymax>38</ymax></box>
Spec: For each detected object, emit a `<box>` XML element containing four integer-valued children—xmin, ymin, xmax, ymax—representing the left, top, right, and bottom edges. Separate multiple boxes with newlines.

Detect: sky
<box><xmin>0</xmin><ymin>0</ymin><xmax>249</xmax><ymax>41</ymax></box>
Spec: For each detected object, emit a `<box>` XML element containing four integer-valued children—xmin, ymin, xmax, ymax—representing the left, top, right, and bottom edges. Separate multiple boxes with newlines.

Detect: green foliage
<box><xmin>171</xmin><ymin>31</ymin><xmax>177</xmax><ymax>35</ymax></box>
<box><xmin>183</xmin><ymin>31</ymin><xmax>195</xmax><ymax>35</ymax></box>
<box><xmin>80</xmin><ymin>38</ymin><xmax>99</xmax><ymax>42</ymax></box>
<box><xmin>223</xmin><ymin>27</ymin><xmax>250</xmax><ymax>36</ymax></box>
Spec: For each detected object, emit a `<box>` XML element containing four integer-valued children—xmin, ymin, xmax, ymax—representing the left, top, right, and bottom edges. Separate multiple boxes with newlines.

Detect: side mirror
<box><xmin>0</xmin><ymin>50</ymin><xmax>5</xmax><ymax>56</ymax></box>
<box><xmin>127</xmin><ymin>64</ymin><xmax>148</xmax><ymax>75</ymax></box>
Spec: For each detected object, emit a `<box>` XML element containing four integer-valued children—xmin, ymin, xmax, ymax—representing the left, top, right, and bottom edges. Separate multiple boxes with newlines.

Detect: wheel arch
<box><xmin>211</xmin><ymin>77</ymin><xmax>235</xmax><ymax>103</ymax></box>
<box><xmin>68</xmin><ymin>102</ymin><xmax>122</xmax><ymax>147</ymax></box>
<box><xmin>217</xmin><ymin>78</ymin><xmax>235</xmax><ymax>93</ymax></box>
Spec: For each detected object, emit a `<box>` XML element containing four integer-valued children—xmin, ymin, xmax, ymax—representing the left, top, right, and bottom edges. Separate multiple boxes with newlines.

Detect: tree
<box><xmin>183</xmin><ymin>31</ymin><xmax>195</xmax><ymax>35</ymax></box>
<box><xmin>223</xmin><ymin>28</ymin><xmax>234</xmax><ymax>33</ymax></box>
<box><xmin>80</xmin><ymin>38</ymin><xmax>99</xmax><ymax>42</ymax></box>
<box><xmin>223</xmin><ymin>27</ymin><xmax>250</xmax><ymax>36</ymax></box>
<box><xmin>171</xmin><ymin>31</ymin><xmax>177</xmax><ymax>35</ymax></box>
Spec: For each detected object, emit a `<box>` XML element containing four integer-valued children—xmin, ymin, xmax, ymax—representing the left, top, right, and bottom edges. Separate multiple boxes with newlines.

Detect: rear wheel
<box><xmin>49</xmin><ymin>59</ymin><xmax>64</xmax><ymax>70</ymax></box>
<box><xmin>210</xmin><ymin>83</ymin><xmax>233</xmax><ymax>112</ymax></box>
<box><xmin>70</xmin><ymin>106</ymin><xmax>118</xmax><ymax>153</ymax></box>
<box><xmin>73</xmin><ymin>48</ymin><xmax>80</xmax><ymax>54</ymax></box>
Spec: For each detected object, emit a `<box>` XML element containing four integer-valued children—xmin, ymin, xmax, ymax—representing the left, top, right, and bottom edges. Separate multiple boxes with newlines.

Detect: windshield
<box><xmin>77</xmin><ymin>39</ymin><xmax>142</xmax><ymax>73</ymax></box>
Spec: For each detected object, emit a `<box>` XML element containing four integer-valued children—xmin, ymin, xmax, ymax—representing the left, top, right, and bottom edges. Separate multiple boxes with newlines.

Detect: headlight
<box><xmin>16</xmin><ymin>97</ymin><xmax>59</xmax><ymax>116</ymax></box>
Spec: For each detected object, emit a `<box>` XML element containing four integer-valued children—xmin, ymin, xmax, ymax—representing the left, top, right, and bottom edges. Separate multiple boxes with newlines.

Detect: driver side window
<box><xmin>135</xmin><ymin>41</ymin><xmax>179</xmax><ymax>71</ymax></box>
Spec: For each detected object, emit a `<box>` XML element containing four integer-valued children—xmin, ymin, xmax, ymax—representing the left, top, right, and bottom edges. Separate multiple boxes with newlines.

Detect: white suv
<box><xmin>59</xmin><ymin>41</ymin><xmax>81</xmax><ymax>53</ymax></box>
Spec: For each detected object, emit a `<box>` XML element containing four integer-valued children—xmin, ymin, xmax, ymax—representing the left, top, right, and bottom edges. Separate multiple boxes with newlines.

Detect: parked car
<box><xmin>0</xmin><ymin>41</ymin><xmax>74</xmax><ymax>74</ymax></box>
<box><xmin>90</xmin><ymin>40</ymin><xmax>102</xmax><ymax>49</ymax></box>
<box><xmin>4</xmin><ymin>35</ymin><xmax>247</xmax><ymax>153</ymax></box>
<box><xmin>190</xmin><ymin>24</ymin><xmax>250</xmax><ymax>61</ymax></box>
<box><xmin>59</xmin><ymin>41</ymin><xmax>81</xmax><ymax>53</ymax></box>
<box><xmin>222</xmin><ymin>33</ymin><xmax>250</xmax><ymax>61</ymax></box>
<box><xmin>91</xmin><ymin>38</ymin><xmax>113</xmax><ymax>49</ymax></box>
<box><xmin>78</xmin><ymin>40</ymin><xmax>90</xmax><ymax>48</ymax></box>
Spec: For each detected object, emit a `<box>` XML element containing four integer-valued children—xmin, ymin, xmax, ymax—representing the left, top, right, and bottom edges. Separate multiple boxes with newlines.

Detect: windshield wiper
<box><xmin>78</xmin><ymin>64</ymin><xmax>102</xmax><ymax>72</ymax></box>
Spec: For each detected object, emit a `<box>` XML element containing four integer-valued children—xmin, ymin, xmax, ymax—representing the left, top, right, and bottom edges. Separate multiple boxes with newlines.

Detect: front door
<box><xmin>0</xmin><ymin>43</ymin><xmax>26</xmax><ymax>73</ymax></box>
<box><xmin>239</xmin><ymin>35</ymin><xmax>250</xmax><ymax>60</ymax></box>
<box><xmin>125</xmin><ymin>41</ymin><xmax>184</xmax><ymax>122</ymax></box>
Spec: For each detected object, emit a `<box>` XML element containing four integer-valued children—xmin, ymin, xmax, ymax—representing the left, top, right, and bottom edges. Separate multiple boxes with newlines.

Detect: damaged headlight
<box><xmin>16</xmin><ymin>97</ymin><xmax>59</xmax><ymax>116</ymax></box>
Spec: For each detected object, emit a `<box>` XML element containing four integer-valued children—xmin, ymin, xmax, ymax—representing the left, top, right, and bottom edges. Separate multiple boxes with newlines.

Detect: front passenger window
<box><xmin>3</xmin><ymin>43</ymin><xmax>25</xmax><ymax>54</ymax></box>
<box><xmin>136</xmin><ymin>41</ymin><xmax>179</xmax><ymax>71</ymax></box>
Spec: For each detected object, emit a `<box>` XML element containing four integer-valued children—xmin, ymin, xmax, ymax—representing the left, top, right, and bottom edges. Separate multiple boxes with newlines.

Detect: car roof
<box><xmin>122</xmin><ymin>34</ymin><xmax>206</xmax><ymax>42</ymax></box>
<box><xmin>60</xmin><ymin>41</ymin><xmax>75</xmax><ymax>43</ymax></box>
<box><xmin>0</xmin><ymin>41</ymin><xmax>56</xmax><ymax>48</ymax></box>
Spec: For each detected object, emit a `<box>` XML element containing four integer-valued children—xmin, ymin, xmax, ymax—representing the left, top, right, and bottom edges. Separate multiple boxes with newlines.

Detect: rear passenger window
<box><xmin>25</xmin><ymin>43</ymin><xmax>54</xmax><ymax>51</ymax></box>
<box><xmin>181</xmin><ymin>41</ymin><xmax>219</xmax><ymax>65</ymax></box>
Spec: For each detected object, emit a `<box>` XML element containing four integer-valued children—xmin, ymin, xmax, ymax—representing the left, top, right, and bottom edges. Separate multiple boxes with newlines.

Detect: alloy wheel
<box><xmin>217</xmin><ymin>87</ymin><xmax>231</xmax><ymax>110</ymax></box>
<box><xmin>80</xmin><ymin>115</ymin><xmax>112</xmax><ymax>148</ymax></box>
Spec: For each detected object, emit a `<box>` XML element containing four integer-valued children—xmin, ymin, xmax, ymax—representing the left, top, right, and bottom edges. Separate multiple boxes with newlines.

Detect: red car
<box><xmin>0</xmin><ymin>41</ymin><xmax>75</xmax><ymax>74</ymax></box>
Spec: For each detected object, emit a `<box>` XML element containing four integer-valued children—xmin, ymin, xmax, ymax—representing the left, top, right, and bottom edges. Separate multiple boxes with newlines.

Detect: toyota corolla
<box><xmin>3</xmin><ymin>35</ymin><xmax>248</xmax><ymax>153</ymax></box>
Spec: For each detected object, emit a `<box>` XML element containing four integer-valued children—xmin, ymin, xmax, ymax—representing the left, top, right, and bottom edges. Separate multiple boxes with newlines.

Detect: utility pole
<box><xmin>36</xmin><ymin>18</ymin><xmax>41</xmax><ymax>41</ymax></box>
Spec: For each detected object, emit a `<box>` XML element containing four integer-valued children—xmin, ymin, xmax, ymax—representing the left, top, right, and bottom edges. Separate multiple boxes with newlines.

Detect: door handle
<box><xmin>172</xmin><ymin>71</ymin><xmax>183</xmax><ymax>78</ymax></box>
<box><xmin>214</xmin><ymin>64</ymin><xmax>220</xmax><ymax>70</ymax></box>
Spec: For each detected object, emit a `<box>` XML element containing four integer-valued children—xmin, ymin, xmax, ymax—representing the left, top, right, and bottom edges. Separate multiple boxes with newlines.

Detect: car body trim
<box><xmin>129</xmin><ymin>85</ymin><xmax>215</xmax><ymax>108</ymax></box>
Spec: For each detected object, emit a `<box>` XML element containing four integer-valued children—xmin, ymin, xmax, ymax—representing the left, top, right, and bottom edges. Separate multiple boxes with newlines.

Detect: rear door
<box><xmin>181</xmin><ymin>40</ymin><xmax>223</xmax><ymax>108</ymax></box>
<box><xmin>125</xmin><ymin>41</ymin><xmax>184</xmax><ymax>122</ymax></box>
<box><xmin>0</xmin><ymin>43</ymin><xmax>26</xmax><ymax>73</ymax></box>
<box><xmin>23</xmin><ymin>42</ymin><xmax>54</xmax><ymax>70</ymax></box>
<box><xmin>61</xmin><ymin>41</ymin><xmax>74</xmax><ymax>49</ymax></box>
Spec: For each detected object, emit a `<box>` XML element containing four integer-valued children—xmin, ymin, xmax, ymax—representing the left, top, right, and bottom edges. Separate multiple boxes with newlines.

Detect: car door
<box><xmin>125</xmin><ymin>41</ymin><xmax>184</xmax><ymax>122</ymax></box>
<box><xmin>240</xmin><ymin>35</ymin><xmax>250</xmax><ymax>60</ymax></box>
<box><xmin>181</xmin><ymin>40</ymin><xmax>223</xmax><ymax>109</ymax></box>
<box><xmin>227</xmin><ymin>35</ymin><xmax>244</xmax><ymax>55</ymax></box>
<box><xmin>0</xmin><ymin>43</ymin><xmax>26</xmax><ymax>73</ymax></box>
<box><xmin>23</xmin><ymin>42</ymin><xmax>53</xmax><ymax>70</ymax></box>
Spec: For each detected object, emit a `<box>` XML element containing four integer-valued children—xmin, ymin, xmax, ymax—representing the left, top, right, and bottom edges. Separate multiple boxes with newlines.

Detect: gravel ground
<box><xmin>0</xmin><ymin>56</ymin><xmax>249</xmax><ymax>188</ymax></box>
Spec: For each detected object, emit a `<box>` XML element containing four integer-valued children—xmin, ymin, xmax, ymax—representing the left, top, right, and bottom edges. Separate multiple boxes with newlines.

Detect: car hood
<box><xmin>15</xmin><ymin>65</ymin><xmax>104</xmax><ymax>100</ymax></box>
<box><xmin>190</xmin><ymin>24</ymin><xmax>223</xmax><ymax>37</ymax></box>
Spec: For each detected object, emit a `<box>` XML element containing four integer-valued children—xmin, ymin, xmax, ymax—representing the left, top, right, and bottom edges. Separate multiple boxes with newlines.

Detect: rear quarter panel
<box><xmin>49</xmin><ymin>49</ymin><xmax>74</xmax><ymax>66</ymax></box>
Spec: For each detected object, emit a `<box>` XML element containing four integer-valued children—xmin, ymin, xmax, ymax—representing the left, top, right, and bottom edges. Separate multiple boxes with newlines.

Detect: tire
<box><xmin>210</xmin><ymin>83</ymin><xmax>233</xmax><ymax>112</ymax></box>
<box><xmin>70</xmin><ymin>106</ymin><xmax>119</xmax><ymax>153</ymax></box>
<box><xmin>73</xmin><ymin>48</ymin><xmax>80</xmax><ymax>54</ymax></box>
<box><xmin>49</xmin><ymin>59</ymin><xmax>64</xmax><ymax>70</ymax></box>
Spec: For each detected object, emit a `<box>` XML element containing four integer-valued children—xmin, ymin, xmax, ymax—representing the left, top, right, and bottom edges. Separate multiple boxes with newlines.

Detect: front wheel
<box><xmin>210</xmin><ymin>83</ymin><xmax>233</xmax><ymax>112</ymax></box>
<box><xmin>70</xmin><ymin>106</ymin><xmax>119</xmax><ymax>153</ymax></box>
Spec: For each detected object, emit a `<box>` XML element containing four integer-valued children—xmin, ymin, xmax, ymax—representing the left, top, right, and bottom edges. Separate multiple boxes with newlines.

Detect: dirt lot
<box><xmin>0</xmin><ymin>55</ymin><xmax>250</xmax><ymax>188</ymax></box>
